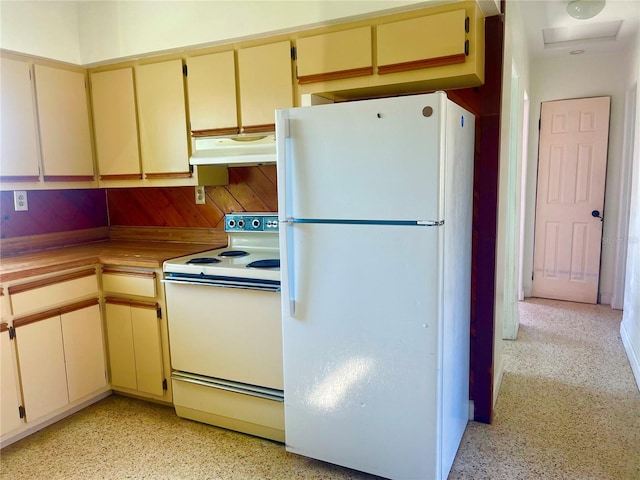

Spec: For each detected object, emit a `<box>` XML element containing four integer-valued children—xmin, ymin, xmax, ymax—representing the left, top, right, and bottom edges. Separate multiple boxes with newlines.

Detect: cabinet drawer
<box><xmin>102</xmin><ymin>268</ymin><xmax>156</xmax><ymax>298</ymax></box>
<box><xmin>296</xmin><ymin>26</ymin><xmax>372</xmax><ymax>84</ymax></box>
<box><xmin>377</xmin><ymin>9</ymin><xmax>467</xmax><ymax>74</ymax></box>
<box><xmin>9</xmin><ymin>270</ymin><xmax>98</xmax><ymax>316</ymax></box>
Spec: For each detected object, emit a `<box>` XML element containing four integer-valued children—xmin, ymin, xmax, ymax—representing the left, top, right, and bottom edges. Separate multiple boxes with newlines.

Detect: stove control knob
<box><xmin>252</xmin><ymin>218</ymin><xmax>261</xmax><ymax>229</ymax></box>
<box><xmin>238</xmin><ymin>219</ymin><xmax>245</xmax><ymax>228</ymax></box>
<box><xmin>228</xmin><ymin>219</ymin><xmax>236</xmax><ymax>228</ymax></box>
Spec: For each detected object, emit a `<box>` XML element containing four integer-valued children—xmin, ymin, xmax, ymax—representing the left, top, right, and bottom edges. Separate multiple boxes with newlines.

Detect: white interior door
<box><xmin>532</xmin><ymin>96</ymin><xmax>610</xmax><ymax>303</ymax></box>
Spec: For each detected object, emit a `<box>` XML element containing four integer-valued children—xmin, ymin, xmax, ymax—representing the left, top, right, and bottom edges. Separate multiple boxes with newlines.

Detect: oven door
<box><xmin>164</xmin><ymin>280</ymin><xmax>283</xmax><ymax>390</ymax></box>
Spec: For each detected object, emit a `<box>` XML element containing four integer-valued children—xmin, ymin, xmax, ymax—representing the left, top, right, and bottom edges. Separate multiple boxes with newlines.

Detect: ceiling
<box><xmin>517</xmin><ymin>0</ymin><xmax>640</xmax><ymax>58</ymax></box>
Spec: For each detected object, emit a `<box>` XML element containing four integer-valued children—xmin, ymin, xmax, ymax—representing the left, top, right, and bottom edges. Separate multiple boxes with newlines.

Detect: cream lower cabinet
<box><xmin>13</xmin><ymin>300</ymin><xmax>106</xmax><ymax>424</ymax></box>
<box><xmin>104</xmin><ymin>299</ymin><xmax>165</xmax><ymax>398</ymax></box>
<box><xmin>1</xmin><ymin>323</ymin><xmax>23</xmax><ymax>436</ymax></box>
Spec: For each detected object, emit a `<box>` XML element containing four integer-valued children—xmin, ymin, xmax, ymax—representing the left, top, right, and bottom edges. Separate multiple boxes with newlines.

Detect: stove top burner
<box><xmin>247</xmin><ymin>259</ymin><xmax>280</xmax><ymax>269</ymax></box>
<box><xmin>218</xmin><ymin>250</ymin><xmax>249</xmax><ymax>258</ymax></box>
<box><xmin>187</xmin><ymin>257</ymin><xmax>222</xmax><ymax>264</ymax></box>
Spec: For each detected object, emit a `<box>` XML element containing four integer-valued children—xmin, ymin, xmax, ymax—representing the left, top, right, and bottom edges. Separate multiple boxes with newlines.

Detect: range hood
<box><xmin>189</xmin><ymin>133</ymin><xmax>276</xmax><ymax>167</ymax></box>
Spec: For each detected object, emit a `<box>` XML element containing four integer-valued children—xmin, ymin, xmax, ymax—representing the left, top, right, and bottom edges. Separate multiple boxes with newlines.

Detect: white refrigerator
<box><xmin>276</xmin><ymin>92</ymin><xmax>474</xmax><ymax>480</ymax></box>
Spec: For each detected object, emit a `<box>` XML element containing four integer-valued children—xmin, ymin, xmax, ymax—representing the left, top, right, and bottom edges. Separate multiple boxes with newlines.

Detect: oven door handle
<box><xmin>162</xmin><ymin>277</ymin><xmax>281</xmax><ymax>292</ymax></box>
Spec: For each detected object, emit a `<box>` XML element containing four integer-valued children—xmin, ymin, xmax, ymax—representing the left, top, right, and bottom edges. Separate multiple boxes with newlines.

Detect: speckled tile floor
<box><xmin>1</xmin><ymin>299</ymin><xmax>638</xmax><ymax>479</ymax></box>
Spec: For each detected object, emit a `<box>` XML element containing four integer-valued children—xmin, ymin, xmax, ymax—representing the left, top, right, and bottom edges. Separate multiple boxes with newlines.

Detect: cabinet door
<box><xmin>61</xmin><ymin>304</ymin><xmax>107</xmax><ymax>403</ymax></box>
<box><xmin>15</xmin><ymin>316</ymin><xmax>68</xmax><ymax>422</ymax></box>
<box><xmin>377</xmin><ymin>9</ymin><xmax>467</xmax><ymax>74</ymax></box>
<box><xmin>238</xmin><ymin>41</ymin><xmax>293</xmax><ymax>132</ymax></box>
<box><xmin>90</xmin><ymin>68</ymin><xmax>142</xmax><ymax>180</ymax></box>
<box><xmin>33</xmin><ymin>64</ymin><xmax>94</xmax><ymax>180</ymax></box>
<box><xmin>135</xmin><ymin>60</ymin><xmax>190</xmax><ymax>178</ymax></box>
<box><xmin>0</xmin><ymin>57</ymin><xmax>40</xmax><ymax>181</ymax></box>
<box><xmin>131</xmin><ymin>305</ymin><xmax>164</xmax><ymax>396</ymax></box>
<box><xmin>1</xmin><ymin>325</ymin><xmax>23</xmax><ymax>436</ymax></box>
<box><xmin>105</xmin><ymin>302</ymin><xmax>137</xmax><ymax>390</ymax></box>
<box><xmin>187</xmin><ymin>51</ymin><xmax>238</xmax><ymax>136</ymax></box>
<box><xmin>296</xmin><ymin>27</ymin><xmax>372</xmax><ymax>84</ymax></box>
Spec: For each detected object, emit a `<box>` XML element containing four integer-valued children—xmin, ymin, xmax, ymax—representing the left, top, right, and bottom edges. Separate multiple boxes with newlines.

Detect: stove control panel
<box><xmin>225</xmin><ymin>213</ymin><xmax>279</xmax><ymax>232</ymax></box>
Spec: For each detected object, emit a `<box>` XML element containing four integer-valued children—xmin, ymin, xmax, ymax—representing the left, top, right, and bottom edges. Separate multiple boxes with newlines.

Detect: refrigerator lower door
<box><xmin>281</xmin><ymin>222</ymin><xmax>445</xmax><ymax>480</ymax></box>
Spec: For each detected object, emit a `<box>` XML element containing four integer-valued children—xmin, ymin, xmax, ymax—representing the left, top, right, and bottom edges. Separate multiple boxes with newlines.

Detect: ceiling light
<box><xmin>567</xmin><ymin>0</ymin><xmax>606</xmax><ymax>20</ymax></box>
<box><xmin>570</xmin><ymin>49</ymin><xmax>585</xmax><ymax>54</ymax></box>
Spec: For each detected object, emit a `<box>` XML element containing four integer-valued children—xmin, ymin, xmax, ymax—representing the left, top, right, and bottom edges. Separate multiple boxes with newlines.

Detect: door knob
<box><xmin>592</xmin><ymin>210</ymin><xmax>603</xmax><ymax>221</ymax></box>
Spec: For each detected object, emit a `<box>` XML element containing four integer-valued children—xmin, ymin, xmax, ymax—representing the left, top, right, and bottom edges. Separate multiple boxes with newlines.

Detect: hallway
<box><xmin>450</xmin><ymin>299</ymin><xmax>640</xmax><ymax>479</ymax></box>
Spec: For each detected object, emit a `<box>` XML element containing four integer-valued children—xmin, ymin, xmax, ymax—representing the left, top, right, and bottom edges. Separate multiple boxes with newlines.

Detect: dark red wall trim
<box><xmin>470</xmin><ymin>10</ymin><xmax>504</xmax><ymax>424</ymax></box>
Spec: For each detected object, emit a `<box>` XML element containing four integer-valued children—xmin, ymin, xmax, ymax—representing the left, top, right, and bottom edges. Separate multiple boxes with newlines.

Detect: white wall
<box><xmin>0</xmin><ymin>1</ymin><xmax>82</xmax><ymax>64</ymax></box>
<box><xmin>523</xmin><ymin>52</ymin><xmax>631</xmax><ymax>305</ymax></box>
<box><xmin>621</xmin><ymin>31</ymin><xmax>640</xmax><ymax>391</ymax></box>
<box><xmin>494</xmin><ymin>0</ymin><xmax>531</xmax><ymax>406</ymax></box>
<box><xmin>1</xmin><ymin>0</ymin><xmax>432</xmax><ymax>65</ymax></box>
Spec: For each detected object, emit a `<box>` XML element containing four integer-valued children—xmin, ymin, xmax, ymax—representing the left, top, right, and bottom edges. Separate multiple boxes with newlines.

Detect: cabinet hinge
<box><xmin>8</xmin><ymin>326</ymin><xmax>16</xmax><ymax>340</ymax></box>
<box><xmin>183</xmin><ymin>64</ymin><xmax>188</xmax><ymax>76</ymax></box>
<box><xmin>291</xmin><ymin>46</ymin><xmax>297</xmax><ymax>61</ymax></box>
<box><xmin>532</xmin><ymin>272</ymin><xmax>534</xmax><ymax>281</ymax></box>
<box><xmin>162</xmin><ymin>378</ymin><xmax>168</xmax><ymax>391</ymax></box>
<box><xmin>156</xmin><ymin>307</ymin><xmax>162</xmax><ymax>319</ymax></box>
<box><xmin>465</xmin><ymin>16</ymin><xmax>470</xmax><ymax>33</ymax></box>
<box><xmin>19</xmin><ymin>405</ymin><xmax>25</xmax><ymax>419</ymax></box>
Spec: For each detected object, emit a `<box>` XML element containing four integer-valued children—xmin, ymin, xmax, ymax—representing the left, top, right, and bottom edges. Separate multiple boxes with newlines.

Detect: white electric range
<box><xmin>162</xmin><ymin>213</ymin><xmax>284</xmax><ymax>442</ymax></box>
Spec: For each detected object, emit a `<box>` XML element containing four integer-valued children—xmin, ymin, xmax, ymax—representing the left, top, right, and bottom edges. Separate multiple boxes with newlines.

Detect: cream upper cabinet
<box><xmin>0</xmin><ymin>57</ymin><xmax>40</xmax><ymax>180</ymax></box>
<box><xmin>33</xmin><ymin>64</ymin><xmax>94</xmax><ymax>180</ymax></box>
<box><xmin>135</xmin><ymin>59</ymin><xmax>190</xmax><ymax>179</ymax></box>
<box><xmin>237</xmin><ymin>41</ymin><xmax>293</xmax><ymax>132</ymax></box>
<box><xmin>187</xmin><ymin>51</ymin><xmax>238</xmax><ymax>136</ymax></box>
<box><xmin>90</xmin><ymin>68</ymin><xmax>142</xmax><ymax>181</ymax></box>
<box><xmin>377</xmin><ymin>9</ymin><xmax>467</xmax><ymax>75</ymax></box>
<box><xmin>296</xmin><ymin>27</ymin><xmax>372</xmax><ymax>84</ymax></box>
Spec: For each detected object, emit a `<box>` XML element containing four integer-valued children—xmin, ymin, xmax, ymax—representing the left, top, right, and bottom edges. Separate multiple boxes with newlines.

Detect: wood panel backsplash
<box><xmin>107</xmin><ymin>165</ymin><xmax>278</xmax><ymax>228</ymax></box>
<box><xmin>0</xmin><ymin>189</ymin><xmax>108</xmax><ymax>239</ymax></box>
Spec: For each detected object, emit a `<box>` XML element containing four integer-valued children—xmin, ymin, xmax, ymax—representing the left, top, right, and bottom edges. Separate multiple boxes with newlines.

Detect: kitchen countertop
<box><xmin>0</xmin><ymin>240</ymin><xmax>224</xmax><ymax>283</ymax></box>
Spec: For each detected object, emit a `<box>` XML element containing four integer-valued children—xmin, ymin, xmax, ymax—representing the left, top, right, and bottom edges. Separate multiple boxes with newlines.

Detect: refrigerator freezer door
<box><xmin>277</xmin><ymin>93</ymin><xmax>449</xmax><ymax>222</ymax></box>
<box><xmin>280</xmin><ymin>222</ymin><xmax>444</xmax><ymax>479</ymax></box>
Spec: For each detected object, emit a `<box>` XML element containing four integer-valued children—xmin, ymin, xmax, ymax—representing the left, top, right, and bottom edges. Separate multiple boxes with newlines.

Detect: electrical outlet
<box><xmin>13</xmin><ymin>191</ymin><xmax>28</xmax><ymax>211</ymax></box>
<box><xmin>195</xmin><ymin>186</ymin><xmax>205</xmax><ymax>205</ymax></box>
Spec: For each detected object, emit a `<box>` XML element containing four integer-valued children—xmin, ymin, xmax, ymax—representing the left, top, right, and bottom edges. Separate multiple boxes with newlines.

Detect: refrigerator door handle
<box><xmin>276</xmin><ymin>111</ymin><xmax>295</xmax><ymax>316</ymax></box>
<box><xmin>283</xmin><ymin>221</ymin><xmax>296</xmax><ymax>316</ymax></box>
<box><xmin>276</xmin><ymin>112</ymin><xmax>290</xmax><ymax>219</ymax></box>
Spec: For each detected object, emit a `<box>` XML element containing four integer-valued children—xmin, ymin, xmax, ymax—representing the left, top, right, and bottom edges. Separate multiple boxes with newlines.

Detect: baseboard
<box><xmin>493</xmin><ymin>356</ymin><xmax>505</xmax><ymax>409</ymax></box>
<box><xmin>599</xmin><ymin>292</ymin><xmax>612</xmax><ymax>305</ymax></box>
<box><xmin>620</xmin><ymin>321</ymin><xmax>640</xmax><ymax>392</ymax></box>
<box><xmin>0</xmin><ymin>389</ymin><xmax>112</xmax><ymax>449</ymax></box>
